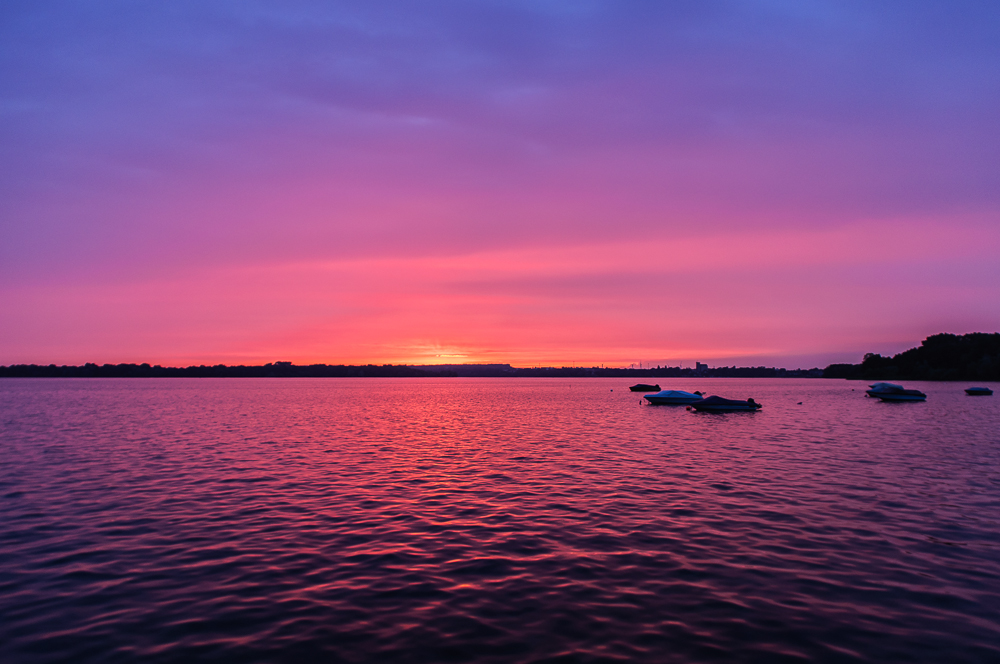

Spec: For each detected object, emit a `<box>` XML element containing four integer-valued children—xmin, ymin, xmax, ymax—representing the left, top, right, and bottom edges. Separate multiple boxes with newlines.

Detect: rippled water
<box><xmin>2</xmin><ymin>378</ymin><xmax>1000</xmax><ymax>663</ymax></box>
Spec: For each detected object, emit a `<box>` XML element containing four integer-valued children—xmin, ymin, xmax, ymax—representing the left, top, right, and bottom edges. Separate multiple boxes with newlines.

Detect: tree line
<box><xmin>822</xmin><ymin>333</ymin><xmax>1000</xmax><ymax>381</ymax></box>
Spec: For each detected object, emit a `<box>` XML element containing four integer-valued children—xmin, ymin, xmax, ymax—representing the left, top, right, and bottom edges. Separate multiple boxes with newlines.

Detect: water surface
<box><xmin>2</xmin><ymin>378</ymin><xmax>999</xmax><ymax>663</ymax></box>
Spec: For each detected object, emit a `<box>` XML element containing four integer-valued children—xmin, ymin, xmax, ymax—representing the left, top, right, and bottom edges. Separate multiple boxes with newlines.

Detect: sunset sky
<box><xmin>3</xmin><ymin>1</ymin><xmax>999</xmax><ymax>368</ymax></box>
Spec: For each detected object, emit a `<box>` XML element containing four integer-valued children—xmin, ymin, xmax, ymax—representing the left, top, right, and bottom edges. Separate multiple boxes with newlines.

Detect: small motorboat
<box><xmin>644</xmin><ymin>389</ymin><xmax>704</xmax><ymax>405</ymax></box>
<box><xmin>965</xmin><ymin>387</ymin><xmax>994</xmax><ymax>396</ymax></box>
<box><xmin>629</xmin><ymin>383</ymin><xmax>661</xmax><ymax>392</ymax></box>
<box><xmin>865</xmin><ymin>382</ymin><xmax>927</xmax><ymax>401</ymax></box>
<box><xmin>689</xmin><ymin>395</ymin><xmax>761</xmax><ymax>412</ymax></box>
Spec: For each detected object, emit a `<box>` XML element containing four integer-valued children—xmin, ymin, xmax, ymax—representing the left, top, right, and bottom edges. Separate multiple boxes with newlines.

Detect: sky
<box><xmin>2</xmin><ymin>0</ymin><xmax>999</xmax><ymax>368</ymax></box>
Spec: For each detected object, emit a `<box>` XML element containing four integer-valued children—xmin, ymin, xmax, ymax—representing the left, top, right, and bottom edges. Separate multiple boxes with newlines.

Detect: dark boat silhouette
<box><xmin>629</xmin><ymin>383</ymin><xmax>660</xmax><ymax>392</ymax></box>
<box><xmin>965</xmin><ymin>387</ymin><xmax>993</xmax><ymax>396</ymax></box>
<box><xmin>689</xmin><ymin>396</ymin><xmax>761</xmax><ymax>412</ymax></box>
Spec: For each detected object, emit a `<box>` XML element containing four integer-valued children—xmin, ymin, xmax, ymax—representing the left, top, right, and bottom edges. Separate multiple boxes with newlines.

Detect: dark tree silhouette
<box><xmin>823</xmin><ymin>333</ymin><xmax>1000</xmax><ymax>380</ymax></box>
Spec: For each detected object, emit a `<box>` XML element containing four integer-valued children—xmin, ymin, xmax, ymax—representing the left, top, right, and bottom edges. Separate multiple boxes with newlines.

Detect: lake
<box><xmin>2</xmin><ymin>378</ymin><xmax>999</xmax><ymax>663</ymax></box>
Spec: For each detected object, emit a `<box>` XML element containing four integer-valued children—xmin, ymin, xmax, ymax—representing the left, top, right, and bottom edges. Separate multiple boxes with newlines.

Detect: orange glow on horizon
<box><xmin>5</xmin><ymin>215</ymin><xmax>996</xmax><ymax>369</ymax></box>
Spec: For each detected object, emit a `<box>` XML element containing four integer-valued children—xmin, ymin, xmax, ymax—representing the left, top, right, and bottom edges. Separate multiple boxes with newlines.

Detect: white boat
<box><xmin>865</xmin><ymin>382</ymin><xmax>927</xmax><ymax>401</ymax></box>
<box><xmin>644</xmin><ymin>390</ymin><xmax>704</xmax><ymax>405</ymax></box>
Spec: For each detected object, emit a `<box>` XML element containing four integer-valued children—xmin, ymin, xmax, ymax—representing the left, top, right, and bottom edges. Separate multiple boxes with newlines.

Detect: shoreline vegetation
<box><xmin>822</xmin><ymin>332</ymin><xmax>1000</xmax><ymax>381</ymax></box>
<box><xmin>1</xmin><ymin>333</ymin><xmax>996</xmax><ymax>381</ymax></box>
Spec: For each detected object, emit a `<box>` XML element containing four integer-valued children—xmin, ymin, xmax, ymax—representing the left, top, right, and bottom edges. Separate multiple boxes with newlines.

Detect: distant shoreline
<box><xmin>3</xmin><ymin>332</ymin><xmax>998</xmax><ymax>381</ymax></box>
<box><xmin>0</xmin><ymin>362</ymin><xmax>822</xmax><ymax>379</ymax></box>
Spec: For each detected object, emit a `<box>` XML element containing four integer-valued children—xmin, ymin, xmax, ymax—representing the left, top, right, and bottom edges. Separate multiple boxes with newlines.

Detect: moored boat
<box><xmin>865</xmin><ymin>382</ymin><xmax>927</xmax><ymax>401</ymax></box>
<box><xmin>689</xmin><ymin>395</ymin><xmax>761</xmax><ymax>412</ymax></box>
<box><xmin>644</xmin><ymin>389</ymin><xmax>703</xmax><ymax>405</ymax></box>
<box><xmin>965</xmin><ymin>387</ymin><xmax>994</xmax><ymax>396</ymax></box>
<box><xmin>629</xmin><ymin>383</ymin><xmax>661</xmax><ymax>392</ymax></box>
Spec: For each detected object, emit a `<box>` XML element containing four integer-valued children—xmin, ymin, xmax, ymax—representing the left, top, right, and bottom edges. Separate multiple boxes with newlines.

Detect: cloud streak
<box><xmin>4</xmin><ymin>218</ymin><xmax>997</xmax><ymax>367</ymax></box>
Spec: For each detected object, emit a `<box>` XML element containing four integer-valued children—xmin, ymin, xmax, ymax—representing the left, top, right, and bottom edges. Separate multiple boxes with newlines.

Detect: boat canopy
<box><xmin>868</xmin><ymin>383</ymin><xmax>905</xmax><ymax>391</ymax></box>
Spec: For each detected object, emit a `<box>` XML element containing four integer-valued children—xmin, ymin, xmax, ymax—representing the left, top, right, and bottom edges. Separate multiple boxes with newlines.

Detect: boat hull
<box><xmin>965</xmin><ymin>387</ymin><xmax>994</xmax><ymax>396</ymax></box>
<box><xmin>691</xmin><ymin>404</ymin><xmax>760</xmax><ymax>412</ymax></box>
<box><xmin>689</xmin><ymin>396</ymin><xmax>761</xmax><ymax>412</ymax></box>
<box><xmin>867</xmin><ymin>391</ymin><xmax>926</xmax><ymax>401</ymax></box>
<box><xmin>645</xmin><ymin>396</ymin><xmax>703</xmax><ymax>405</ymax></box>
